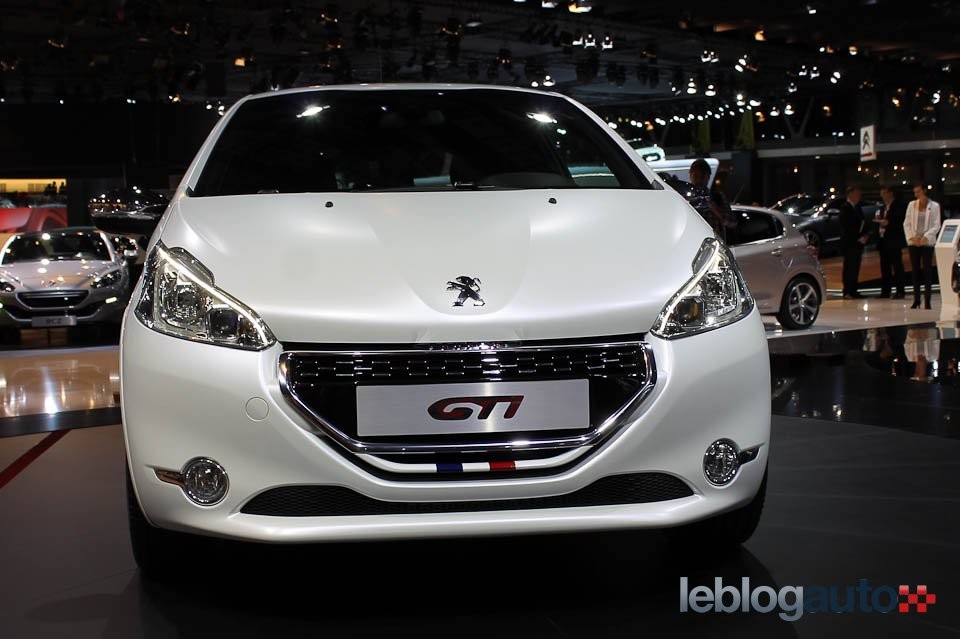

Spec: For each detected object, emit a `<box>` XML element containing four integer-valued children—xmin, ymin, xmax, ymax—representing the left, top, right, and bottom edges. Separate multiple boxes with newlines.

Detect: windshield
<box><xmin>192</xmin><ymin>89</ymin><xmax>652</xmax><ymax>196</ymax></box>
<box><xmin>2</xmin><ymin>231</ymin><xmax>112</xmax><ymax>264</ymax></box>
<box><xmin>772</xmin><ymin>195</ymin><xmax>818</xmax><ymax>216</ymax></box>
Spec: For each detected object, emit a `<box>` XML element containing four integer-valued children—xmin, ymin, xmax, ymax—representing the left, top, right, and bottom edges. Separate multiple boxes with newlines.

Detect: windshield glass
<box><xmin>772</xmin><ymin>195</ymin><xmax>817</xmax><ymax>216</ymax></box>
<box><xmin>192</xmin><ymin>88</ymin><xmax>652</xmax><ymax>195</ymax></box>
<box><xmin>2</xmin><ymin>231</ymin><xmax>112</xmax><ymax>264</ymax></box>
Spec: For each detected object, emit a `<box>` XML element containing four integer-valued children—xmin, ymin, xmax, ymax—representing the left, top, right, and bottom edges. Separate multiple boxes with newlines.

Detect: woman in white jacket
<box><xmin>903</xmin><ymin>183</ymin><xmax>942</xmax><ymax>309</ymax></box>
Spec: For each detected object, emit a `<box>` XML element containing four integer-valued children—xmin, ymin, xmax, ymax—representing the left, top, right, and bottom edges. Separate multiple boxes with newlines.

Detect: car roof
<box><xmin>241</xmin><ymin>83</ymin><xmax>566</xmax><ymax>103</ymax></box>
<box><xmin>13</xmin><ymin>226</ymin><xmax>101</xmax><ymax>238</ymax></box>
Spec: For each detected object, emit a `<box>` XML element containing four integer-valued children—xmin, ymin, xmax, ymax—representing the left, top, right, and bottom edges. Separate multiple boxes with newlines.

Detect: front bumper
<box><xmin>0</xmin><ymin>287</ymin><xmax>127</xmax><ymax>327</ymax></box>
<box><xmin>122</xmin><ymin>310</ymin><xmax>771</xmax><ymax>543</ymax></box>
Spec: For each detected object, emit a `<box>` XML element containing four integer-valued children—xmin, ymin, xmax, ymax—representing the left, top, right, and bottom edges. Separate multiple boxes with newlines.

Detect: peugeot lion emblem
<box><xmin>447</xmin><ymin>276</ymin><xmax>485</xmax><ymax>307</ymax></box>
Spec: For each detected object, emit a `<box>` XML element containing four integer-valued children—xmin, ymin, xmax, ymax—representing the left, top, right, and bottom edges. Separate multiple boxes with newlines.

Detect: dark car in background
<box><xmin>771</xmin><ymin>191</ymin><xmax>881</xmax><ymax>256</ymax></box>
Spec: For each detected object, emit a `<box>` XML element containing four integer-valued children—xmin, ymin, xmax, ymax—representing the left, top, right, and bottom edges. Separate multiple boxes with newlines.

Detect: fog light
<box><xmin>703</xmin><ymin>439</ymin><xmax>740</xmax><ymax>486</ymax></box>
<box><xmin>181</xmin><ymin>458</ymin><xmax>229</xmax><ymax>505</ymax></box>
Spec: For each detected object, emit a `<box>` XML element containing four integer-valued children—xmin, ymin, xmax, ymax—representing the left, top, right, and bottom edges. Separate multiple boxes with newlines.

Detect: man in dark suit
<box><xmin>838</xmin><ymin>186</ymin><xmax>869</xmax><ymax>299</ymax></box>
<box><xmin>876</xmin><ymin>185</ymin><xmax>908</xmax><ymax>299</ymax></box>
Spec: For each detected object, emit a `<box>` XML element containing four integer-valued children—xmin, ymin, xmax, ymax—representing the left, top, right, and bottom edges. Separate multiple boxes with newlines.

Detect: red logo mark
<box><xmin>427</xmin><ymin>396</ymin><xmax>524</xmax><ymax>421</ymax></box>
<box><xmin>899</xmin><ymin>585</ymin><xmax>936</xmax><ymax>613</ymax></box>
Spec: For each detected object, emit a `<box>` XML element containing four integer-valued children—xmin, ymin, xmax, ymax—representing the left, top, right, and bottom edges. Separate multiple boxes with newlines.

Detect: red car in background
<box><xmin>0</xmin><ymin>203</ymin><xmax>68</xmax><ymax>234</ymax></box>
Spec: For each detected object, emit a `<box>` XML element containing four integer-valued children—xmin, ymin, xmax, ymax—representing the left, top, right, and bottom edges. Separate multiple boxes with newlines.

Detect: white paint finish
<box><xmin>157</xmin><ymin>188</ymin><xmax>703</xmax><ymax>343</ymax></box>
<box><xmin>121</xmin><ymin>309</ymin><xmax>770</xmax><ymax>542</ymax></box>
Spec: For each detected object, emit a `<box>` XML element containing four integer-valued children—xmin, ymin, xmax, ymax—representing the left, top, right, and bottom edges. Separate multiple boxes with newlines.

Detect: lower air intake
<box><xmin>241</xmin><ymin>472</ymin><xmax>693</xmax><ymax>517</ymax></box>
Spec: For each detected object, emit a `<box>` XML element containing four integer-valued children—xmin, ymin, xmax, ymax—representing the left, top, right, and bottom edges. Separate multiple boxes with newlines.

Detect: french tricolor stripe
<box><xmin>434</xmin><ymin>461</ymin><xmax>517</xmax><ymax>473</ymax></box>
<box><xmin>357</xmin><ymin>447</ymin><xmax>588</xmax><ymax>474</ymax></box>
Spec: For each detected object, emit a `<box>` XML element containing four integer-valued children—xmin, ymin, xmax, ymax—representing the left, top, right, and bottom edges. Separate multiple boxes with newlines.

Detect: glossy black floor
<box><xmin>1</xmin><ymin>325</ymin><xmax>959</xmax><ymax>638</ymax></box>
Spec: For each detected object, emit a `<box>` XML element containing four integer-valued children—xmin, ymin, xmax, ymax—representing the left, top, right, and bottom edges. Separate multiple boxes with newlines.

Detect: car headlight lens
<box><xmin>0</xmin><ymin>280</ymin><xmax>15</xmax><ymax>293</ymax></box>
<box><xmin>91</xmin><ymin>269</ymin><xmax>122</xmax><ymax>288</ymax></box>
<box><xmin>135</xmin><ymin>243</ymin><xmax>276</xmax><ymax>350</ymax></box>
<box><xmin>651</xmin><ymin>237</ymin><xmax>753</xmax><ymax>339</ymax></box>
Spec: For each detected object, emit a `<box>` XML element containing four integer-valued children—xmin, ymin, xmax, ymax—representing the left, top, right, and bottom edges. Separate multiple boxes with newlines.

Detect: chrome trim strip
<box><xmin>155</xmin><ymin>468</ymin><xmax>184</xmax><ymax>486</ymax></box>
<box><xmin>278</xmin><ymin>340</ymin><xmax>657</xmax><ymax>455</ymax></box>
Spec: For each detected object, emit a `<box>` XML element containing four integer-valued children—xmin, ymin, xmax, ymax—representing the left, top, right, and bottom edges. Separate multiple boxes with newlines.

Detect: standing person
<box><xmin>838</xmin><ymin>186</ymin><xmax>869</xmax><ymax>299</ymax></box>
<box><xmin>903</xmin><ymin>183</ymin><xmax>942</xmax><ymax>309</ymax></box>
<box><xmin>876</xmin><ymin>185</ymin><xmax>907</xmax><ymax>299</ymax></box>
<box><xmin>687</xmin><ymin>158</ymin><xmax>736</xmax><ymax>241</ymax></box>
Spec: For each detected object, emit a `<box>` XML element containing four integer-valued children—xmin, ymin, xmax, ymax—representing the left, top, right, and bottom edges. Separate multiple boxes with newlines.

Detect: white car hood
<box><xmin>0</xmin><ymin>260</ymin><xmax>119</xmax><ymax>289</ymax></box>
<box><xmin>157</xmin><ymin>190</ymin><xmax>708</xmax><ymax>343</ymax></box>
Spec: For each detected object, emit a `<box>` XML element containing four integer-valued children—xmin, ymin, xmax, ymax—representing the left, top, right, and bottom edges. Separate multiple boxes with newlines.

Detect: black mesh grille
<box><xmin>287</xmin><ymin>343</ymin><xmax>646</xmax><ymax>384</ymax></box>
<box><xmin>241</xmin><ymin>473</ymin><xmax>692</xmax><ymax>517</ymax></box>
<box><xmin>17</xmin><ymin>290</ymin><xmax>88</xmax><ymax>308</ymax></box>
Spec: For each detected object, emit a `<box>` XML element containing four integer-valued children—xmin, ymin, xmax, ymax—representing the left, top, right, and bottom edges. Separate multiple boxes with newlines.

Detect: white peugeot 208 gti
<box><xmin>103</xmin><ymin>85</ymin><xmax>770</xmax><ymax>575</ymax></box>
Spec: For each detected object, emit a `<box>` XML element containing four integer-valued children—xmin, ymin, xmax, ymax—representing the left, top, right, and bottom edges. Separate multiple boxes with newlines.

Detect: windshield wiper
<box><xmin>452</xmin><ymin>181</ymin><xmax>508</xmax><ymax>191</ymax></box>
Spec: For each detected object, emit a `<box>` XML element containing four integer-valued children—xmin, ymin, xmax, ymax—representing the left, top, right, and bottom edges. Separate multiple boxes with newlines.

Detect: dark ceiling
<box><xmin>0</xmin><ymin>0</ymin><xmax>957</xmax><ymax>113</ymax></box>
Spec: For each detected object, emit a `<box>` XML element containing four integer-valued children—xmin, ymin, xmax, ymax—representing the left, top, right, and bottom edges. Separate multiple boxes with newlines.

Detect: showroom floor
<box><xmin>1</xmin><ymin>295</ymin><xmax>959</xmax><ymax>638</ymax></box>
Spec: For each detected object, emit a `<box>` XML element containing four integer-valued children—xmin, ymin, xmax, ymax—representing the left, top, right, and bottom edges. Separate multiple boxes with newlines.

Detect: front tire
<box><xmin>127</xmin><ymin>465</ymin><xmax>186</xmax><ymax>580</ymax></box>
<box><xmin>776</xmin><ymin>277</ymin><xmax>820</xmax><ymax>330</ymax></box>
<box><xmin>667</xmin><ymin>469</ymin><xmax>767</xmax><ymax>548</ymax></box>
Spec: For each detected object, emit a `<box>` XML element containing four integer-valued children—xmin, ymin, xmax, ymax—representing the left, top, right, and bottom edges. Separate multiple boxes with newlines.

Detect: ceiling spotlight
<box><xmin>702</xmin><ymin>49</ymin><xmax>711</xmax><ymax>63</ymax></box>
<box><xmin>568</xmin><ymin>0</ymin><xmax>593</xmax><ymax>13</ymax></box>
<box><xmin>784</xmin><ymin>103</ymin><xmax>795</xmax><ymax>115</ymax></box>
<box><xmin>542</xmin><ymin>1</ymin><xmax>559</xmax><ymax>7</ymax></box>
<box><xmin>848</xmin><ymin>45</ymin><xmax>858</xmax><ymax>55</ymax></box>
<box><xmin>735</xmin><ymin>53</ymin><xmax>757</xmax><ymax>73</ymax></box>
<box><xmin>810</xmin><ymin>65</ymin><xmax>820</xmax><ymax>79</ymax></box>
<box><xmin>572</xmin><ymin>30</ymin><xmax>584</xmax><ymax>46</ymax></box>
<box><xmin>798</xmin><ymin>65</ymin><xmax>808</xmax><ymax>77</ymax></box>
<box><xmin>749</xmin><ymin>98</ymin><xmax>761</xmax><ymax>107</ymax></box>
<box><xmin>787</xmin><ymin>81</ymin><xmax>798</xmax><ymax>93</ymax></box>
<box><xmin>705</xmin><ymin>83</ymin><xmax>717</xmax><ymax>96</ymax></box>
<box><xmin>932</xmin><ymin>91</ymin><xmax>941</xmax><ymax>104</ymax></box>
<box><xmin>736</xmin><ymin>92</ymin><xmax>746</xmax><ymax>106</ymax></box>
<box><xmin>601</xmin><ymin>34</ymin><xmax>614</xmax><ymax>50</ymax></box>
<box><xmin>583</xmin><ymin>32</ymin><xmax>597</xmax><ymax>48</ymax></box>
<box><xmin>465</xmin><ymin>14</ymin><xmax>483</xmax><ymax>28</ymax></box>
<box><xmin>770</xmin><ymin>105</ymin><xmax>780</xmax><ymax>116</ymax></box>
<box><xmin>806</xmin><ymin>3</ymin><xmax>818</xmax><ymax>14</ymax></box>
<box><xmin>686</xmin><ymin>77</ymin><xmax>698</xmax><ymax>94</ymax></box>
<box><xmin>754</xmin><ymin>29</ymin><xmax>766</xmax><ymax>42</ymax></box>
<box><xmin>830</xmin><ymin>70</ymin><xmax>841</xmax><ymax>84</ymax></box>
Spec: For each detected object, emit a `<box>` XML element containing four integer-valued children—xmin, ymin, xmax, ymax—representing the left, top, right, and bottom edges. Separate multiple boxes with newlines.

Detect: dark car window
<box><xmin>192</xmin><ymin>89</ymin><xmax>652</xmax><ymax>196</ymax></box>
<box><xmin>2</xmin><ymin>231</ymin><xmax>112</xmax><ymax>264</ymax></box>
<box><xmin>773</xmin><ymin>195</ymin><xmax>817</xmax><ymax>216</ymax></box>
<box><xmin>728</xmin><ymin>210</ymin><xmax>783</xmax><ymax>246</ymax></box>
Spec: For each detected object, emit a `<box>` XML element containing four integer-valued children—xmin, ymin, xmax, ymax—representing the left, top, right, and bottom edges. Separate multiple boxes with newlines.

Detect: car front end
<box><xmin>116</xmin><ymin>85</ymin><xmax>770</xmax><ymax>554</ymax></box>
<box><xmin>0</xmin><ymin>229</ymin><xmax>129</xmax><ymax>331</ymax></box>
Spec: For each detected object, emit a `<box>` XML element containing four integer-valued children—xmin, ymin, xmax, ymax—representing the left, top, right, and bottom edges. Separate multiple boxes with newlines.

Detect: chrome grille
<box><xmin>17</xmin><ymin>290</ymin><xmax>89</xmax><ymax>309</ymax></box>
<box><xmin>279</xmin><ymin>339</ymin><xmax>656</xmax><ymax>478</ymax></box>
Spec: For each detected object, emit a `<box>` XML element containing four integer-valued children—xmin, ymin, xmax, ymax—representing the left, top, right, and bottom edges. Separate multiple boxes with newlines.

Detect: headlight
<box><xmin>0</xmin><ymin>280</ymin><xmax>15</xmax><ymax>293</ymax></box>
<box><xmin>91</xmin><ymin>269</ymin><xmax>122</xmax><ymax>288</ymax></box>
<box><xmin>651</xmin><ymin>237</ymin><xmax>753</xmax><ymax>339</ymax></box>
<box><xmin>135</xmin><ymin>243</ymin><xmax>276</xmax><ymax>350</ymax></box>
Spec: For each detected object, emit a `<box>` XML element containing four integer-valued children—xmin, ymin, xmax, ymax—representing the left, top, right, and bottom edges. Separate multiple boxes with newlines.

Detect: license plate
<box><xmin>31</xmin><ymin>316</ymin><xmax>78</xmax><ymax>328</ymax></box>
<box><xmin>356</xmin><ymin>379</ymin><xmax>590</xmax><ymax>437</ymax></box>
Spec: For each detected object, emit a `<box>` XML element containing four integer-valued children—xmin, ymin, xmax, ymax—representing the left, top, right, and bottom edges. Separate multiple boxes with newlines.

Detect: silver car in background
<box><xmin>0</xmin><ymin>227</ymin><xmax>130</xmax><ymax>338</ymax></box>
<box><xmin>727</xmin><ymin>205</ymin><xmax>826</xmax><ymax>330</ymax></box>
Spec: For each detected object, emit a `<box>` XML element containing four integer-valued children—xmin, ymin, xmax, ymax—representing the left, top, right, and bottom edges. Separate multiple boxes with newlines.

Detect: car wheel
<box><xmin>776</xmin><ymin>277</ymin><xmax>820</xmax><ymax>330</ymax></box>
<box><xmin>667</xmin><ymin>468</ymin><xmax>767</xmax><ymax>549</ymax></box>
<box><xmin>127</xmin><ymin>465</ymin><xmax>186</xmax><ymax>580</ymax></box>
<box><xmin>802</xmin><ymin>229</ymin><xmax>821</xmax><ymax>254</ymax></box>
